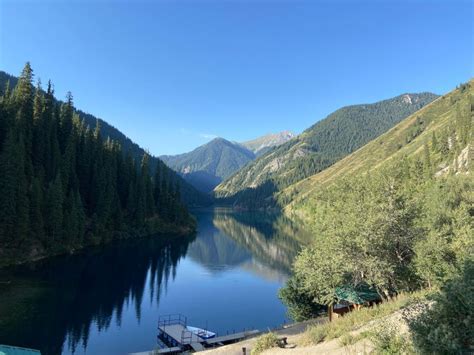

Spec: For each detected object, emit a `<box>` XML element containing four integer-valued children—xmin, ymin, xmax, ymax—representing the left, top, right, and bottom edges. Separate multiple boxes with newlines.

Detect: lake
<box><xmin>0</xmin><ymin>208</ymin><xmax>310</xmax><ymax>355</ymax></box>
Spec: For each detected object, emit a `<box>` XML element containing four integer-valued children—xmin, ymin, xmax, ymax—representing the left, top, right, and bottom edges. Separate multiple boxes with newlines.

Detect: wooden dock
<box><xmin>158</xmin><ymin>324</ymin><xmax>203</xmax><ymax>345</ymax></box>
<box><xmin>151</xmin><ymin>314</ymin><xmax>259</xmax><ymax>353</ymax></box>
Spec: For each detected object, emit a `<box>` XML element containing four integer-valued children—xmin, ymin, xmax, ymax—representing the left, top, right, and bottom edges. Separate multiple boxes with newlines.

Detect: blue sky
<box><xmin>1</xmin><ymin>0</ymin><xmax>472</xmax><ymax>155</ymax></box>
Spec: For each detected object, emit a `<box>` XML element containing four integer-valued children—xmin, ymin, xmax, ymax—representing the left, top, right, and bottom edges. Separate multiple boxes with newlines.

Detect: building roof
<box><xmin>335</xmin><ymin>284</ymin><xmax>381</xmax><ymax>304</ymax></box>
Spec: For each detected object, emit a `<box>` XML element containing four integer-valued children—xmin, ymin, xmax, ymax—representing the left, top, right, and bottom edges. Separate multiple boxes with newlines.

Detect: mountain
<box><xmin>0</xmin><ymin>70</ymin><xmax>211</xmax><ymax>207</ymax></box>
<box><xmin>160</xmin><ymin>132</ymin><xmax>294</xmax><ymax>193</ymax></box>
<box><xmin>161</xmin><ymin>137</ymin><xmax>255</xmax><ymax>193</ymax></box>
<box><xmin>283</xmin><ymin>80</ymin><xmax>473</xmax><ymax>220</ymax></box>
<box><xmin>214</xmin><ymin>92</ymin><xmax>439</xmax><ymax>208</ymax></box>
<box><xmin>240</xmin><ymin>131</ymin><xmax>295</xmax><ymax>156</ymax></box>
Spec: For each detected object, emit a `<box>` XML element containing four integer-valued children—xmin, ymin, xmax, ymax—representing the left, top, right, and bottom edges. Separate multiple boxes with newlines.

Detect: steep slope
<box><xmin>283</xmin><ymin>80</ymin><xmax>472</xmax><ymax>221</ymax></box>
<box><xmin>0</xmin><ymin>70</ymin><xmax>211</xmax><ymax>207</ymax></box>
<box><xmin>0</xmin><ymin>63</ymin><xmax>197</xmax><ymax>266</ymax></box>
<box><xmin>214</xmin><ymin>92</ymin><xmax>439</xmax><ymax>208</ymax></box>
<box><xmin>240</xmin><ymin>131</ymin><xmax>295</xmax><ymax>156</ymax></box>
<box><xmin>161</xmin><ymin>138</ymin><xmax>255</xmax><ymax>193</ymax></box>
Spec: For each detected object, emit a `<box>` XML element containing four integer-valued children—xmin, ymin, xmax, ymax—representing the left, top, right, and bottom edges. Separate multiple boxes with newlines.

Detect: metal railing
<box><xmin>158</xmin><ymin>314</ymin><xmax>187</xmax><ymax>328</ymax></box>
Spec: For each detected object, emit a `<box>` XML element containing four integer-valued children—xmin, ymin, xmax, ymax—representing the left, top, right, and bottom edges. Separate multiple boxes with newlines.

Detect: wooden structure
<box><xmin>328</xmin><ymin>284</ymin><xmax>382</xmax><ymax>321</ymax></box>
<box><xmin>155</xmin><ymin>314</ymin><xmax>259</xmax><ymax>353</ymax></box>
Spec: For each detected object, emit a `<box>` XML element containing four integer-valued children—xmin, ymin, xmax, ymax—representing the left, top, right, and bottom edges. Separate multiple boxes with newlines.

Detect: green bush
<box><xmin>251</xmin><ymin>332</ymin><xmax>278</xmax><ymax>355</ymax></box>
<box><xmin>303</xmin><ymin>324</ymin><xmax>329</xmax><ymax>344</ymax></box>
<box><xmin>339</xmin><ymin>333</ymin><xmax>359</xmax><ymax>347</ymax></box>
<box><xmin>409</xmin><ymin>259</ymin><xmax>474</xmax><ymax>354</ymax></box>
<box><xmin>370</xmin><ymin>326</ymin><xmax>414</xmax><ymax>354</ymax></box>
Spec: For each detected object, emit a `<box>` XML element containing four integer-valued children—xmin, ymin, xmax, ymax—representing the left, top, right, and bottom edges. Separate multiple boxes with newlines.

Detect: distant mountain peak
<box><xmin>240</xmin><ymin>131</ymin><xmax>295</xmax><ymax>155</ymax></box>
<box><xmin>160</xmin><ymin>131</ymin><xmax>294</xmax><ymax>193</ymax></box>
<box><xmin>160</xmin><ymin>137</ymin><xmax>255</xmax><ymax>193</ymax></box>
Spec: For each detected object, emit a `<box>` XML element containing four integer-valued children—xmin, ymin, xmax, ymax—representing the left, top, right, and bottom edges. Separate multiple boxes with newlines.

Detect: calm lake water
<box><xmin>0</xmin><ymin>208</ymin><xmax>310</xmax><ymax>355</ymax></box>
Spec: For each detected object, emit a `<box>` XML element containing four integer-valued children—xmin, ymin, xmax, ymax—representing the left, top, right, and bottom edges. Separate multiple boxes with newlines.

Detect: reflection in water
<box><xmin>0</xmin><ymin>236</ymin><xmax>194</xmax><ymax>355</ymax></box>
<box><xmin>0</xmin><ymin>209</ymin><xmax>309</xmax><ymax>355</ymax></box>
<box><xmin>211</xmin><ymin>208</ymin><xmax>311</xmax><ymax>277</ymax></box>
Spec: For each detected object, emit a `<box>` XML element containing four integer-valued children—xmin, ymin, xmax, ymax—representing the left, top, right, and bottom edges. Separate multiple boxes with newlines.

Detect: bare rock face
<box><xmin>240</xmin><ymin>131</ymin><xmax>295</xmax><ymax>155</ymax></box>
<box><xmin>402</xmin><ymin>94</ymin><xmax>412</xmax><ymax>105</ymax></box>
<box><xmin>435</xmin><ymin>145</ymin><xmax>471</xmax><ymax>177</ymax></box>
<box><xmin>402</xmin><ymin>94</ymin><xmax>413</xmax><ymax>104</ymax></box>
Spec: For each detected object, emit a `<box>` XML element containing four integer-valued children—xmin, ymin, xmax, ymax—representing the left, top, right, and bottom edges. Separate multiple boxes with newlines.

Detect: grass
<box><xmin>302</xmin><ymin>291</ymin><xmax>427</xmax><ymax>346</ymax></box>
<box><xmin>251</xmin><ymin>332</ymin><xmax>278</xmax><ymax>355</ymax></box>
<box><xmin>339</xmin><ymin>333</ymin><xmax>363</xmax><ymax>347</ymax></box>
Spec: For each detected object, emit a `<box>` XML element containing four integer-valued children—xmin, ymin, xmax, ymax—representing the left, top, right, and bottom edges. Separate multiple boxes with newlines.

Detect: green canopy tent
<box><xmin>335</xmin><ymin>284</ymin><xmax>381</xmax><ymax>305</ymax></box>
<box><xmin>329</xmin><ymin>284</ymin><xmax>382</xmax><ymax>321</ymax></box>
<box><xmin>0</xmin><ymin>345</ymin><xmax>41</xmax><ymax>355</ymax></box>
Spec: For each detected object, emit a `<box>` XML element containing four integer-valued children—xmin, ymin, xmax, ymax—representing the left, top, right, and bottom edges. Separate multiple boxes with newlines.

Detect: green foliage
<box><xmin>369</xmin><ymin>324</ymin><xmax>414</xmax><ymax>354</ymax></box>
<box><xmin>251</xmin><ymin>332</ymin><xmax>278</xmax><ymax>355</ymax></box>
<box><xmin>287</xmin><ymin>167</ymin><xmax>425</xmax><ymax>307</ymax></box>
<box><xmin>0</xmin><ymin>69</ymin><xmax>211</xmax><ymax>208</ymax></box>
<box><xmin>278</xmin><ymin>276</ymin><xmax>324</xmax><ymax>321</ymax></box>
<box><xmin>216</xmin><ymin>92</ymin><xmax>438</xmax><ymax>208</ymax></box>
<box><xmin>282</xmin><ymin>170</ymin><xmax>472</xmax><ymax>318</ymax></box>
<box><xmin>409</xmin><ymin>259</ymin><xmax>474</xmax><ymax>354</ymax></box>
<box><xmin>0</xmin><ymin>63</ymin><xmax>195</xmax><ymax>266</ymax></box>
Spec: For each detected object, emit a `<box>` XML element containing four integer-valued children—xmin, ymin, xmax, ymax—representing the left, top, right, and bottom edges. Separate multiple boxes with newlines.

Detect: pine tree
<box><xmin>0</xmin><ymin>130</ymin><xmax>18</xmax><ymax>242</ymax></box>
<box><xmin>423</xmin><ymin>143</ymin><xmax>432</xmax><ymax>178</ymax></box>
<box><xmin>59</xmin><ymin>92</ymin><xmax>74</xmax><ymax>152</ymax></box>
<box><xmin>29</xmin><ymin>176</ymin><xmax>45</xmax><ymax>242</ymax></box>
<box><xmin>45</xmin><ymin>173</ymin><xmax>64</xmax><ymax>244</ymax></box>
<box><xmin>32</xmin><ymin>80</ymin><xmax>47</xmax><ymax>173</ymax></box>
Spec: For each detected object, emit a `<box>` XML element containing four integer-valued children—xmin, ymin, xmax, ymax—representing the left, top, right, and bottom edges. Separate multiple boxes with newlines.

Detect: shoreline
<box><xmin>0</xmin><ymin>221</ymin><xmax>196</xmax><ymax>269</ymax></box>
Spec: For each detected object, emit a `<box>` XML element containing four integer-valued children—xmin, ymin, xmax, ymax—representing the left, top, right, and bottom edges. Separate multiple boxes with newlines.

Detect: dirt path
<box><xmin>199</xmin><ymin>319</ymin><xmax>324</xmax><ymax>355</ymax></box>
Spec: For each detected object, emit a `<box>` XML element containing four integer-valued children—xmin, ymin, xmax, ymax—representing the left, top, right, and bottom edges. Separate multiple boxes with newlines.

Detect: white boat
<box><xmin>186</xmin><ymin>326</ymin><xmax>216</xmax><ymax>339</ymax></box>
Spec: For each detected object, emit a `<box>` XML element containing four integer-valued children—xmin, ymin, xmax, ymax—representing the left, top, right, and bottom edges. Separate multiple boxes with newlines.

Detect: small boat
<box><xmin>186</xmin><ymin>326</ymin><xmax>216</xmax><ymax>339</ymax></box>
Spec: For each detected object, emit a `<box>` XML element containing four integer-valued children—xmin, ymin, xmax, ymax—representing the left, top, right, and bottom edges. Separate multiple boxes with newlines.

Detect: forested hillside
<box><xmin>0</xmin><ymin>63</ymin><xmax>196</xmax><ymax>266</ymax></box>
<box><xmin>0</xmin><ymin>70</ymin><xmax>211</xmax><ymax>208</ymax></box>
<box><xmin>280</xmin><ymin>81</ymin><xmax>473</xmax><ymax>352</ymax></box>
<box><xmin>215</xmin><ymin>93</ymin><xmax>438</xmax><ymax>209</ymax></box>
<box><xmin>161</xmin><ymin>137</ymin><xmax>255</xmax><ymax>193</ymax></box>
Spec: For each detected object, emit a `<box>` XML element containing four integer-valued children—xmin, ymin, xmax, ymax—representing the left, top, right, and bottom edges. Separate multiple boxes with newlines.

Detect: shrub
<box><xmin>339</xmin><ymin>333</ymin><xmax>359</xmax><ymax>347</ymax></box>
<box><xmin>303</xmin><ymin>324</ymin><xmax>329</xmax><ymax>345</ymax></box>
<box><xmin>251</xmin><ymin>332</ymin><xmax>278</xmax><ymax>355</ymax></box>
<box><xmin>409</xmin><ymin>259</ymin><xmax>474</xmax><ymax>354</ymax></box>
<box><xmin>370</xmin><ymin>325</ymin><xmax>414</xmax><ymax>354</ymax></box>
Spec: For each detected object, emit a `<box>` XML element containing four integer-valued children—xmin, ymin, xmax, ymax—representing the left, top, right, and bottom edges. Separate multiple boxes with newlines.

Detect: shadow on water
<box><xmin>0</xmin><ymin>209</ymin><xmax>311</xmax><ymax>355</ymax></box>
<box><xmin>0</xmin><ymin>234</ymin><xmax>195</xmax><ymax>355</ymax></box>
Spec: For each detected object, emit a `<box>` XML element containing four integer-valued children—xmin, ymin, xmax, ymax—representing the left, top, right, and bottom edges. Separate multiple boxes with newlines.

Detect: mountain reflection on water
<box><xmin>0</xmin><ymin>209</ymin><xmax>310</xmax><ymax>355</ymax></box>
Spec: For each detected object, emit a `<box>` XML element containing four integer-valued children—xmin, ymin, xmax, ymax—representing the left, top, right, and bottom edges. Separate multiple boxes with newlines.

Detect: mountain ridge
<box><xmin>161</xmin><ymin>132</ymin><xmax>294</xmax><ymax>193</ymax></box>
<box><xmin>214</xmin><ymin>92</ymin><xmax>439</xmax><ymax>208</ymax></box>
<box><xmin>283</xmin><ymin>80</ymin><xmax>473</xmax><ymax>221</ymax></box>
<box><xmin>161</xmin><ymin>137</ymin><xmax>255</xmax><ymax>193</ymax></box>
